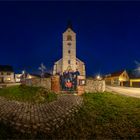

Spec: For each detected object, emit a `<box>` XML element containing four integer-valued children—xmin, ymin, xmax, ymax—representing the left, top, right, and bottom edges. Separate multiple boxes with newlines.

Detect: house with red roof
<box><xmin>0</xmin><ymin>65</ymin><xmax>15</xmax><ymax>83</ymax></box>
<box><xmin>104</xmin><ymin>70</ymin><xmax>129</xmax><ymax>86</ymax></box>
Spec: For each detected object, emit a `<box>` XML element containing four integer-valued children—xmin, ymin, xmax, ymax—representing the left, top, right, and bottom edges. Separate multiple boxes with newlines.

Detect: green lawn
<box><xmin>49</xmin><ymin>92</ymin><xmax>140</xmax><ymax>139</ymax></box>
<box><xmin>0</xmin><ymin>91</ymin><xmax>140</xmax><ymax>139</ymax></box>
<box><xmin>0</xmin><ymin>85</ymin><xmax>57</xmax><ymax>103</ymax></box>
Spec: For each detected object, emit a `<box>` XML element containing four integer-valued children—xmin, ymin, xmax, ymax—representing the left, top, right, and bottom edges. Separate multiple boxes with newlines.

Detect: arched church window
<box><xmin>67</xmin><ymin>35</ymin><xmax>72</xmax><ymax>41</ymax></box>
<box><xmin>68</xmin><ymin>60</ymin><xmax>71</xmax><ymax>64</ymax></box>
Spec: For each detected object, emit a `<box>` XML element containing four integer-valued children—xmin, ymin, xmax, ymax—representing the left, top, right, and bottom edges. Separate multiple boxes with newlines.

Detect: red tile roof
<box><xmin>105</xmin><ymin>70</ymin><xmax>125</xmax><ymax>78</ymax></box>
<box><xmin>111</xmin><ymin>70</ymin><xmax>125</xmax><ymax>77</ymax></box>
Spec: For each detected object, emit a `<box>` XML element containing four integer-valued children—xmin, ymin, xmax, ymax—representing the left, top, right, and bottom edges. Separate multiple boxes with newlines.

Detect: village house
<box><xmin>20</xmin><ymin>73</ymin><xmax>51</xmax><ymax>81</ymax></box>
<box><xmin>20</xmin><ymin>73</ymin><xmax>40</xmax><ymax>81</ymax></box>
<box><xmin>128</xmin><ymin>72</ymin><xmax>140</xmax><ymax>87</ymax></box>
<box><xmin>15</xmin><ymin>74</ymin><xmax>22</xmax><ymax>82</ymax></box>
<box><xmin>104</xmin><ymin>70</ymin><xmax>129</xmax><ymax>86</ymax></box>
<box><xmin>129</xmin><ymin>78</ymin><xmax>140</xmax><ymax>87</ymax></box>
<box><xmin>0</xmin><ymin>65</ymin><xmax>15</xmax><ymax>83</ymax></box>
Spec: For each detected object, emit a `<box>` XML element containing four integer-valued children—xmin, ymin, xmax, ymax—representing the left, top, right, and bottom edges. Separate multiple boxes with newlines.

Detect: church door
<box><xmin>60</xmin><ymin>72</ymin><xmax>78</xmax><ymax>91</ymax></box>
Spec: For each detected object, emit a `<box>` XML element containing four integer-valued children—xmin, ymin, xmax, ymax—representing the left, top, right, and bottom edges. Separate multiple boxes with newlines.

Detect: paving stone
<box><xmin>0</xmin><ymin>95</ymin><xmax>83</xmax><ymax>134</ymax></box>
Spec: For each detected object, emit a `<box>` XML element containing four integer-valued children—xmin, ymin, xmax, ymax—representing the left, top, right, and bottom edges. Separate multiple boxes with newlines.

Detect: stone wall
<box><xmin>25</xmin><ymin>77</ymin><xmax>105</xmax><ymax>93</ymax></box>
<box><xmin>51</xmin><ymin>75</ymin><xmax>61</xmax><ymax>92</ymax></box>
<box><xmin>25</xmin><ymin>78</ymin><xmax>51</xmax><ymax>90</ymax></box>
<box><xmin>85</xmin><ymin>79</ymin><xmax>105</xmax><ymax>93</ymax></box>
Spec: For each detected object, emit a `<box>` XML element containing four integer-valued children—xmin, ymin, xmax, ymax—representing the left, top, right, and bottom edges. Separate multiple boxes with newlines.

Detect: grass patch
<box><xmin>49</xmin><ymin>92</ymin><xmax>140</xmax><ymax>139</ymax></box>
<box><xmin>0</xmin><ymin>85</ymin><xmax>57</xmax><ymax>103</ymax></box>
<box><xmin>0</xmin><ymin>92</ymin><xmax>140</xmax><ymax>139</ymax></box>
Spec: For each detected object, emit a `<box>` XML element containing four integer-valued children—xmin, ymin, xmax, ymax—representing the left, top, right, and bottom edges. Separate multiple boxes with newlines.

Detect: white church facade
<box><xmin>53</xmin><ymin>23</ymin><xmax>86</xmax><ymax>76</ymax></box>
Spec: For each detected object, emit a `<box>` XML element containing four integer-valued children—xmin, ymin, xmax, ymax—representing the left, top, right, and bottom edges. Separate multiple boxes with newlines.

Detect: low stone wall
<box><xmin>25</xmin><ymin>77</ymin><xmax>105</xmax><ymax>93</ymax></box>
<box><xmin>85</xmin><ymin>79</ymin><xmax>105</xmax><ymax>93</ymax></box>
<box><xmin>25</xmin><ymin>78</ymin><xmax>51</xmax><ymax>90</ymax></box>
<box><xmin>51</xmin><ymin>75</ymin><xmax>61</xmax><ymax>92</ymax></box>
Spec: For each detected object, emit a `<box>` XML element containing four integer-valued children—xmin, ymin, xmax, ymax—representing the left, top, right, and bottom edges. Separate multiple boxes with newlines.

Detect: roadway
<box><xmin>106</xmin><ymin>85</ymin><xmax>140</xmax><ymax>98</ymax></box>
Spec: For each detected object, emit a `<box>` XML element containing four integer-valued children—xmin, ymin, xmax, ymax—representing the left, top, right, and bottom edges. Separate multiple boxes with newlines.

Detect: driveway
<box><xmin>106</xmin><ymin>86</ymin><xmax>140</xmax><ymax>98</ymax></box>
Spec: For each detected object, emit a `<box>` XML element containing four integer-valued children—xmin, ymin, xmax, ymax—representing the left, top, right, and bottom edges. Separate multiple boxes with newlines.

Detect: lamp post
<box><xmin>96</xmin><ymin>75</ymin><xmax>102</xmax><ymax>80</ymax></box>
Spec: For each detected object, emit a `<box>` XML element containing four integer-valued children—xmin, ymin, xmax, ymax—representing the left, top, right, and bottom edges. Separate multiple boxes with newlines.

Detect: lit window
<box><xmin>6</xmin><ymin>78</ymin><xmax>11</xmax><ymax>81</ymax></box>
<box><xmin>28</xmin><ymin>75</ymin><xmax>32</xmax><ymax>79</ymax></box>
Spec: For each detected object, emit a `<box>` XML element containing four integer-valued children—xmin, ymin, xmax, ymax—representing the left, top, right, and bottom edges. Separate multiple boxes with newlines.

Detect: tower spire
<box><xmin>67</xmin><ymin>20</ymin><xmax>73</xmax><ymax>29</ymax></box>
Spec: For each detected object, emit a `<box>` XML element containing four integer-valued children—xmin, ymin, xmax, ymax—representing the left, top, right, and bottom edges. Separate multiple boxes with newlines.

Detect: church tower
<box><xmin>53</xmin><ymin>22</ymin><xmax>86</xmax><ymax>76</ymax></box>
<box><xmin>62</xmin><ymin>22</ymin><xmax>76</xmax><ymax>72</ymax></box>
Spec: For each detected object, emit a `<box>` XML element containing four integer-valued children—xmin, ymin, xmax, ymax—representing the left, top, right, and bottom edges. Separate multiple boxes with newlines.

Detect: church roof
<box><xmin>76</xmin><ymin>58</ymin><xmax>85</xmax><ymax>64</ymax></box>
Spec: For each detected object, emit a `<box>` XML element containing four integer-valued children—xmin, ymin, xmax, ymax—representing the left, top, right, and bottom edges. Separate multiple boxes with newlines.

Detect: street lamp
<box><xmin>96</xmin><ymin>75</ymin><xmax>101</xmax><ymax>80</ymax></box>
<box><xmin>21</xmin><ymin>70</ymin><xmax>26</xmax><ymax>83</ymax></box>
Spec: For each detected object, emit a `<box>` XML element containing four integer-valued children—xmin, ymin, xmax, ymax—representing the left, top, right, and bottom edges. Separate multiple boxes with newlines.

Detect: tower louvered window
<box><xmin>67</xmin><ymin>35</ymin><xmax>72</xmax><ymax>41</ymax></box>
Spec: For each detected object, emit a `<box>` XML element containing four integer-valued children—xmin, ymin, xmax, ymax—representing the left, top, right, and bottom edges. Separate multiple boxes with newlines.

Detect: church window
<box><xmin>68</xmin><ymin>60</ymin><xmax>71</xmax><ymax>64</ymax></box>
<box><xmin>67</xmin><ymin>35</ymin><xmax>72</xmax><ymax>41</ymax></box>
<box><xmin>7</xmin><ymin>72</ymin><xmax>11</xmax><ymax>75</ymax></box>
<box><xmin>68</xmin><ymin>50</ymin><xmax>71</xmax><ymax>54</ymax></box>
<box><xmin>67</xmin><ymin>42</ymin><xmax>71</xmax><ymax>46</ymax></box>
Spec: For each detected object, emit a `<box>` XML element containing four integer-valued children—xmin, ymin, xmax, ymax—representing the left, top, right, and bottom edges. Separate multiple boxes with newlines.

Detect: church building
<box><xmin>53</xmin><ymin>23</ymin><xmax>86</xmax><ymax>76</ymax></box>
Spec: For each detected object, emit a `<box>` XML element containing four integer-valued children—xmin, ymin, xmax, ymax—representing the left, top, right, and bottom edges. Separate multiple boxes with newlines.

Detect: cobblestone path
<box><xmin>0</xmin><ymin>95</ymin><xmax>83</xmax><ymax>134</ymax></box>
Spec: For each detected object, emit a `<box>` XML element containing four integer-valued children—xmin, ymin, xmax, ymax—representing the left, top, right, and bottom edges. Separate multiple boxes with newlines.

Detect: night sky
<box><xmin>0</xmin><ymin>1</ymin><xmax>140</xmax><ymax>76</ymax></box>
